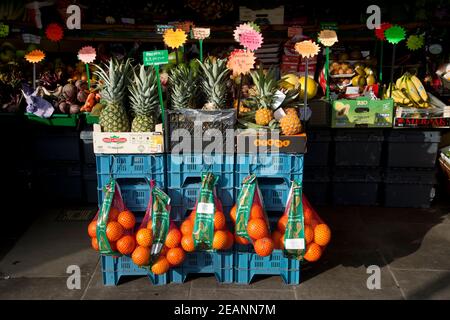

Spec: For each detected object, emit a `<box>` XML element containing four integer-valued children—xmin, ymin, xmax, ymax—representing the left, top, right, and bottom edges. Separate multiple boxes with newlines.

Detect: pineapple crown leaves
<box><xmin>168</xmin><ymin>63</ymin><xmax>199</xmax><ymax>109</ymax></box>
<box><xmin>94</xmin><ymin>58</ymin><xmax>133</xmax><ymax>106</ymax></box>
<box><xmin>198</xmin><ymin>57</ymin><xmax>230</xmax><ymax>109</ymax></box>
<box><xmin>128</xmin><ymin>64</ymin><xmax>160</xmax><ymax>116</ymax></box>
<box><xmin>249</xmin><ymin>67</ymin><xmax>278</xmax><ymax>109</ymax></box>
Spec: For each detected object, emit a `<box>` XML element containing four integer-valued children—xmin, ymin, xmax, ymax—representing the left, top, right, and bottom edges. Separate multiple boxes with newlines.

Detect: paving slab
<box><xmin>359</xmin><ymin>206</ymin><xmax>449</xmax><ymax>225</ymax></box>
<box><xmin>190</xmin><ymin>273</ymin><xmax>295</xmax><ymax>290</ymax></box>
<box><xmin>0</xmin><ymin>277</ymin><xmax>87</xmax><ymax>300</ymax></box>
<box><xmin>391</xmin><ymin>269</ymin><xmax>450</xmax><ymax>300</ymax></box>
<box><xmin>0</xmin><ymin>210</ymin><xmax>99</xmax><ymax>278</ymax></box>
<box><xmin>189</xmin><ymin>288</ymin><xmax>295</xmax><ymax>300</ymax></box>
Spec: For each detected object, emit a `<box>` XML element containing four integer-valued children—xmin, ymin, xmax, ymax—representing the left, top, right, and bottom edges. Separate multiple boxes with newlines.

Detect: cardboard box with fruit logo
<box><xmin>332</xmin><ymin>98</ymin><xmax>394</xmax><ymax>128</ymax></box>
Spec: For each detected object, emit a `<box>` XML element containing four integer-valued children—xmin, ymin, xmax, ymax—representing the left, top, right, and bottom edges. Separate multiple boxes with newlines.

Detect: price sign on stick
<box><xmin>192</xmin><ymin>28</ymin><xmax>210</xmax><ymax>61</ymax></box>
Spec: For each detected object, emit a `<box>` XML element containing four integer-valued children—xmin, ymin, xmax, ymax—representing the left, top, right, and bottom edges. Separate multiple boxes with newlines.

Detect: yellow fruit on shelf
<box><xmin>298</xmin><ymin>76</ymin><xmax>318</xmax><ymax>100</ymax></box>
<box><xmin>255</xmin><ymin>108</ymin><xmax>274</xmax><ymax>126</ymax></box>
<box><xmin>279</xmin><ymin>113</ymin><xmax>302</xmax><ymax>135</ymax></box>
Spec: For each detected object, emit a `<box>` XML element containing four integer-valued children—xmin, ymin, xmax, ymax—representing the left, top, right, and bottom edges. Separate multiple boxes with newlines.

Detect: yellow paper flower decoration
<box><xmin>318</xmin><ymin>30</ymin><xmax>338</xmax><ymax>47</ymax></box>
<box><xmin>294</xmin><ymin>40</ymin><xmax>320</xmax><ymax>58</ymax></box>
<box><xmin>163</xmin><ymin>28</ymin><xmax>187</xmax><ymax>49</ymax></box>
<box><xmin>25</xmin><ymin>49</ymin><xmax>45</xmax><ymax>63</ymax></box>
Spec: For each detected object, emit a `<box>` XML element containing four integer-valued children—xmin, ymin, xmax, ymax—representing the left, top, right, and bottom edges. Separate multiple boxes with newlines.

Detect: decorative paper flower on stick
<box><xmin>163</xmin><ymin>28</ymin><xmax>187</xmax><ymax>49</ymax></box>
<box><xmin>192</xmin><ymin>28</ymin><xmax>210</xmax><ymax>40</ymax></box>
<box><xmin>239</xmin><ymin>29</ymin><xmax>263</xmax><ymax>51</ymax></box>
<box><xmin>226</xmin><ymin>49</ymin><xmax>255</xmax><ymax>76</ymax></box>
<box><xmin>45</xmin><ymin>23</ymin><xmax>64</xmax><ymax>42</ymax></box>
<box><xmin>233</xmin><ymin>23</ymin><xmax>259</xmax><ymax>43</ymax></box>
<box><xmin>25</xmin><ymin>49</ymin><xmax>45</xmax><ymax>63</ymax></box>
<box><xmin>294</xmin><ymin>40</ymin><xmax>320</xmax><ymax>58</ymax></box>
<box><xmin>78</xmin><ymin>46</ymin><xmax>97</xmax><ymax>63</ymax></box>
<box><xmin>406</xmin><ymin>34</ymin><xmax>425</xmax><ymax>51</ymax></box>
<box><xmin>318</xmin><ymin>29</ymin><xmax>338</xmax><ymax>47</ymax></box>
<box><xmin>374</xmin><ymin>22</ymin><xmax>392</xmax><ymax>41</ymax></box>
<box><xmin>384</xmin><ymin>25</ymin><xmax>406</xmax><ymax>44</ymax></box>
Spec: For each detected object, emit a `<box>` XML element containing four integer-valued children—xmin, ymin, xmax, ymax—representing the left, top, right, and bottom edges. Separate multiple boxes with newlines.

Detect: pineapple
<box><xmin>285</xmin><ymin>107</ymin><xmax>298</xmax><ymax>116</ymax></box>
<box><xmin>129</xmin><ymin>65</ymin><xmax>159</xmax><ymax>132</ymax></box>
<box><xmin>233</xmin><ymin>99</ymin><xmax>251</xmax><ymax>115</ymax></box>
<box><xmin>249</xmin><ymin>68</ymin><xmax>278</xmax><ymax>125</ymax></box>
<box><xmin>95</xmin><ymin>58</ymin><xmax>133</xmax><ymax>132</ymax></box>
<box><xmin>198</xmin><ymin>58</ymin><xmax>230</xmax><ymax>110</ymax></box>
<box><xmin>168</xmin><ymin>64</ymin><xmax>198</xmax><ymax>109</ymax></box>
<box><xmin>280</xmin><ymin>113</ymin><xmax>302</xmax><ymax>135</ymax></box>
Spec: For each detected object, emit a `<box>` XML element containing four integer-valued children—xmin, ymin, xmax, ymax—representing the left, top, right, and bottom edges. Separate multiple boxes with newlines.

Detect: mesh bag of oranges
<box><xmin>180</xmin><ymin>172</ymin><xmax>234</xmax><ymax>252</ymax></box>
<box><xmin>274</xmin><ymin>180</ymin><xmax>331</xmax><ymax>262</ymax></box>
<box><xmin>232</xmin><ymin>174</ymin><xmax>275</xmax><ymax>257</ymax></box>
<box><xmin>131</xmin><ymin>181</ymin><xmax>186</xmax><ymax>275</ymax></box>
<box><xmin>87</xmin><ymin>179</ymin><xmax>137</xmax><ymax>256</ymax></box>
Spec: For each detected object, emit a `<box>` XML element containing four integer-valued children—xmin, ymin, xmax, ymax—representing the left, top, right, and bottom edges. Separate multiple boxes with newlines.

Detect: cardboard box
<box><xmin>236</xmin><ymin>129</ymin><xmax>307</xmax><ymax>154</ymax></box>
<box><xmin>92</xmin><ymin>124</ymin><xmax>164</xmax><ymax>154</ymax></box>
<box><xmin>239</xmin><ymin>6</ymin><xmax>284</xmax><ymax>25</ymax></box>
<box><xmin>394</xmin><ymin>106</ymin><xmax>450</xmax><ymax>128</ymax></box>
<box><xmin>332</xmin><ymin>98</ymin><xmax>394</xmax><ymax>128</ymax></box>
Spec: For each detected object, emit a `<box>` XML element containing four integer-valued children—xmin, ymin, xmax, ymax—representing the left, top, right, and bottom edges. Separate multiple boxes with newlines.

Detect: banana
<box><xmin>405</xmin><ymin>74</ymin><xmax>425</xmax><ymax>105</ymax></box>
<box><xmin>396</xmin><ymin>75</ymin><xmax>406</xmax><ymax>90</ymax></box>
<box><xmin>409</xmin><ymin>74</ymin><xmax>429</xmax><ymax>102</ymax></box>
<box><xmin>392</xmin><ymin>90</ymin><xmax>412</xmax><ymax>106</ymax></box>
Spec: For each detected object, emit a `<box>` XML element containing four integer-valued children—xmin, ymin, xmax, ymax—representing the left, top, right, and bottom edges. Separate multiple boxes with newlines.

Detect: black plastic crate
<box><xmin>383</xmin><ymin>168</ymin><xmax>436</xmax><ymax>208</ymax></box>
<box><xmin>32</xmin><ymin>129</ymin><xmax>81</xmax><ymax>162</ymax></box>
<box><xmin>386</xmin><ymin>131</ymin><xmax>441</xmax><ymax>168</ymax></box>
<box><xmin>80</xmin><ymin>129</ymin><xmax>95</xmax><ymax>165</ymax></box>
<box><xmin>304</xmin><ymin>129</ymin><xmax>332</xmax><ymax>167</ymax></box>
<box><xmin>303</xmin><ymin>167</ymin><xmax>330</xmax><ymax>206</ymax></box>
<box><xmin>165</xmin><ymin>109</ymin><xmax>236</xmax><ymax>153</ymax></box>
<box><xmin>307</xmin><ymin>99</ymin><xmax>331</xmax><ymax>127</ymax></box>
<box><xmin>332</xmin><ymin>167</ymin><xmax>381</xmax><ymax>206</ymax></box>
<box><xmin>83</xmin><ymin>164</ymin><xmax>97</xmax><ymax>204</ymax></box>
<box><xmin>334</xmin><ymin>129</ymin><xmax>384</xmax><ymax>167</ymax></box>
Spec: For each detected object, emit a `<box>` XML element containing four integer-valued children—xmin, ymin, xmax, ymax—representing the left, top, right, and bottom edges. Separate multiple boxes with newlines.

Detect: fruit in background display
<box><xmin>279</xmin><ymin>112</ymin><xmax>302</xmax><ymax>135</ymax></box>
<box><xmin>168</xmin><ymin>64</ymin><xmax>198</xmax><ymax>109</ymax></box>
<box><xmin>128</xmin><ymin>65</ymin><xmax>159</xmax><ymax>132</ymax></box>
<box><xmin>387</xmin><ymin>72</ymin><xmax>432</xmax><ymax>108</ymax></box>
<box><xmin>298</xmin><ymin>76</ymin><xmax>318</xmax><ymax>99</ymax></box>
<box><xmin>330</xmin><ymin>62</ymin><xmax>354</xmax><ymax>76</ymax></box>
<box><xmin>279</xmin><ymin>74</ymin><xmax>299</xmax><ymax>91</ymax></box>
<box><xmin>198</xmin><ymin>57</ymin><xmax>230</xmax><ymax>110</ymax></box>
<box><xmin>95</xmin><ymin>58</ymin><xmax>133</xmax><ymax>132</ymax></box>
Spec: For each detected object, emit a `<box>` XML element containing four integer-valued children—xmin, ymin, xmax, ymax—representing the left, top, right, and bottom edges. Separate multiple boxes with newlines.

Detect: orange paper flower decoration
<box><xmin>45</xmin><ymin>23</ymin><xmax>64</xmax><ymax>42</ymax></box>
<box><xmin>226</xmin><ymin>49</ymin><xmax>255</xmax><ymax>76</ymax></box>
<box><xmin>25</xmin><ymin>49</ymin><xmax>45</xmax><ymax>63</ymax></box>
<box><xmin>294</xmin><ymin>40</ymin><xmax>320</xmax><ymax>58</ymax></box>
<box><xmin>318</xmin><ymin>30</ymin><xmax>338</xmax><ymax>47</ymax></box>
<box><xmin>78</xmin><ymin>46</ymin><xmax>97</xmax><ymax>63</ymax></box>
<box><xmin>163</xmin><ymin>28</ymin><xmax>187</xmax><ymax>49</ymax></box>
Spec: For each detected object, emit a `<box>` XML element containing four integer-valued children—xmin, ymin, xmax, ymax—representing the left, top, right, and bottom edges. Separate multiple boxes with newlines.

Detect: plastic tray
<box><xmin>26</xmin><ymin>113</ymin><xmax>79</xmax><ymax>127</ymax></box>
<box><xmin>96</xmin><ymin>154</ymin><xmax>166</xmax><ymax>177</ymax></box>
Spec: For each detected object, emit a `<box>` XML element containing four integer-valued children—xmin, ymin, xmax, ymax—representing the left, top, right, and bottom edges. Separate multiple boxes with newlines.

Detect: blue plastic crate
<box><xmin>234</xmin><ymin>246</ymin><xmax>300</xmax><ymax>285</ymax></box>
<box><xmin>177</xmin><ymin>251</ymin><xmax>233</xmax><ymax>283</ymax></box>
<box><xmin>101</xmin><ymin>255</ymin><xmax>183</xmax><ymax>286</ymax></box>
<box><xmin>236</xmin><ymin>154</ymin><xmax>303</xmax><ymax>184</ymax></box>
<box><xmin>97</xmin><ymin>180</ymin><xmax>151</xmax><ymax>213</ymax></box>
<box><xmin>96</xmin><ymin>154</ymin><xmax>166</xmax><ymax>180</ymax></box>
<box><xmin>235</xmin><ymin>179</ymin><xmax>290</xmax><ymax>212</ymax></box>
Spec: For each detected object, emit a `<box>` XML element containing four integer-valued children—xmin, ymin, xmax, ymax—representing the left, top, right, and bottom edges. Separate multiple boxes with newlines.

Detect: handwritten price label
<box><xmin>239</xmin><ymin>31</ymin><xmax>263</xmax><ymax>51</ymax></box>
<box><xmin>227</xmin><ymin>49</ymin><xmax>255</xmax><ymax>76</ymax></box>
<box><xmin>192</xmin><ymin>27</ymin><xmax>210</xmax><ymax>40</ymax></box>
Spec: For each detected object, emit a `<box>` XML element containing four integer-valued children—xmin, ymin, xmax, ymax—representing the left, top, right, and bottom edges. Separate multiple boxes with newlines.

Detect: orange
<box><xmin>225</xmin><ymin>230</ymin><xmax>234</xmax><ymax>249</ymax></box>
<box><xmin>181</xmin><ymin>235</ymin><xmax>195</xmax><ymax>252</ymax></box>
<box><xmin>303</xmin><ymin>206</ymin><xmax>314</xmax><ymax>224</ymax></box>
<box><xmin>132</xmin><ymin>246</ymin><xmax>150</xmax><ymax>266</ymax></box>
<box><xmin>88</xmin><ymin>220</ymin><xmax>97</xmax><ymax>238</ymax></box>
<box><xmin>151</xmin><ymin>256</ymin><xmax>170</xmax><ymax>275</ymax></box>
<box><xmin>314</xmin><ymin>224</ymin><xmax>331</xmax><ymax>246</ymax></box>
<box><xmin>165</xmin><ymin>228</ymin><xmax>182</xmax><ymax>248</ymax></box>
<box><xmin>136</xmin><ymin>228</ymin><xmax>153</xmax><ymax>247</ymax></box>
<box><xmin>213</xmin><ymin>230</ymin><xmax>228</xmax><ymax>250</ymax></box>
<box><xmin>188</xmin><ymin>209</ymin><xmax>196</xmax><ymax>222</ymax></box>
<box><xmin>280</xmin><ymin>233</ymin><xmax>285</xmax><ymax>249</ymax></box>
<box><xmin>106</xmin><ymin>221</ymin><xmax>124</xmax><ymax>242</ymax></box>
<box><xmin>116</xmin><ymin>235</ymin><xmax>136</xmax><ymax>255</ymax></box>
<box><xmin>117</xmin><ymin>210</ymin><xmax>136</xmax><ymax>230</ymax></box>
<box><xmin>180</xmin><ymin>220</ymin><xmax>193</xmax><ymax>236</ymax></box>
<box><xmin>146</xmin><ymin>220</ymin><xmax>153</xmax><ymax>229</ymax></box>
<box><xmin>108</xmin><ymin>207</ymin><xmax>120</xmax><ymax>222</ymax></box>
<box><xmin>166</xmin><ymin>247</ymin><xmax>186</xmax><ymax>266</ymax></box>
<box><xmin>304</xmin><ymin>243</ymin><xmax>322</xmax><ymax>262</ymax></box>
<box><xmin>214</xmin><ymin>211</ymin><xmax>226</xmax><ymax>230</ymax></box>
<box><xmin>230</xmin><ymin>204</ymin><xmax>237</xmax><ymax>223</ymax></box>
<box><xmin>277</xmin><ymin>215</ymin><xmax>288</xmax><ymax>233</ymax></box>
<box><xmin>247</xmin><ymin>218</ymin><xmax>269</xmax><ymax>240</ymax></box>
<box><xmin>271</xmin><ymin>230</ymin><xmax>283</xmax><ymax>249</ymax></box>
<box><xmin>254</xmin><ymin>237</ymin><xmax>274</xmax><ymax>257</ymax></box>
<box><xmin>250</xmin><ymin>204</ymin><xmax>264</xmax><ymax>219</ymax></box>
<box><xmin>160</xmin><ymin>245</ymin><xmax>169</xmax><ymax>256</ymax></box>
<box><xmin>235</xmin><ymin>234</ymin><xmax>250</xmax><ymax>245</ymax></box>
<box><xmin>91</xmin><ymin>237</ymin><xmax>99</xmax><ymax>251</ymax></box>
<box><xmin>304</xmin><ymin>225</ymin><xmax>314</xmax><ymax>245</ymax></box>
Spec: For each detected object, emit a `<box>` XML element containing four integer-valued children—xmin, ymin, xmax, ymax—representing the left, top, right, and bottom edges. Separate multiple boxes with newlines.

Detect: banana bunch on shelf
<box><xmin>384</xmin><ymin>73</ymin><xmax>431</xmax><ymax>108</ymax></box>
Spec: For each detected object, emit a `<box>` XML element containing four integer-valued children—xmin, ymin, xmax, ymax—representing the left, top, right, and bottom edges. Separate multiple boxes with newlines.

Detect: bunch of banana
<box><xmin>384</xmin><ymin>83</ymin><xmax>415</xmax><ymax>107</ymax></box>
<box><xmin>393</xmin><ymin>73</ymin><xmax>430</xmax><ymax>108</ymax></box>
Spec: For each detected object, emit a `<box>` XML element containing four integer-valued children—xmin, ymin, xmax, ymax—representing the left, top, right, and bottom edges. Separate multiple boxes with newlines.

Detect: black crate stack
<box><xmin>332</xmin><ymin>129</ymin><xmax>384</xmax><ymax>206</ymax></box>
<box><xmin>383</xmin><ymin>131</ymin><xmax>440</xmax><ymax>208</ymax></box>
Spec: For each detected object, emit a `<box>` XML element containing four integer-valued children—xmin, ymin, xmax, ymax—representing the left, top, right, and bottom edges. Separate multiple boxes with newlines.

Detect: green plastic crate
<box><xmin>25</xmin><ymin>113</ymin><xmax>79</xmax><ymax>127</ymax></box>
<box><xmin>84</xmin><ymin>112</ymin><xmax>99</xmax><ymax>124</ymax></box>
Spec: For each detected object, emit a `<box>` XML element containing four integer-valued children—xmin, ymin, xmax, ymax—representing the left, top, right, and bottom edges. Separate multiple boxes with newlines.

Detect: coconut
<box><xmin>69</xmin><ymin>104</ymin><xmax>80</xmax><ymax>114</ymax></box>
<box><xmin>63</xmin><ymin>83</ymin><xmax>77</xmax><ymax>101</ymax></box>
<box><xmin>59</xmin><ymin>102</ymin><xmax>70</xmax><ymax>114</ymax></box>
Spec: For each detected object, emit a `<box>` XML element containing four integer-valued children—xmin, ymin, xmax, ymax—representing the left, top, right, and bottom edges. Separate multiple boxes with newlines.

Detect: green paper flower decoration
<box><xmin>248</xmin><ymin>21</ymin><xmax>261</xmax><ymax>33</ymax></box>
<box><xmin>406</xmin><ymin>35</ymin><xmax>424</xmax><ymax>51</ymax></box>
<box><xmin>384</xmin><ymin>25</ymin><xmax>406</xmax><ymax>44</ymax></box>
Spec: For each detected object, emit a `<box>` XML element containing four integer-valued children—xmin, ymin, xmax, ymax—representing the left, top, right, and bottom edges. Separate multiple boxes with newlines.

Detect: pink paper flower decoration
<box><xmin>78</xmin><ymin>46</ymin><xmax>97</xmax><ymax>64</ymax></box>
<box><xmin>239</xmin><ymin>29</ymin><xmax>263</xmax><ymax>51</ymax></box>
<box><xmin>233</xmin><ymin>23</ymin><xmax>255</xmax><ymax>43</ymax></box>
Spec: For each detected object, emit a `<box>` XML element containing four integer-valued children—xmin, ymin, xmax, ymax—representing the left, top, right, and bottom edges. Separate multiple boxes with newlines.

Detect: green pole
<box><xmin>175</xmin><ymin>49</ymin><xmax>179</xmax><ymax>65</ymax></box>
<box><xmin>379</xmin><ymin>41</ymin><xmax>384</xmax><ymax>82</ymax></box>
<box><xmin>155</xmin><ymin>65</ymin><xmax>165</xmax><ymax>128</ymax></box>
<box><xmin>85</xmin><ymin>63</ymin><xmax>91</xmax><ymax>90</ymax></box>
<box><xmin>199</xmin><ymin>39</ymin><xmax>203</xmax><ymax>62</ymax></box>
<box><xmin>325</xmin><ymin>47</ymin><xmax>330</xmax><ymax>101</ymax></box>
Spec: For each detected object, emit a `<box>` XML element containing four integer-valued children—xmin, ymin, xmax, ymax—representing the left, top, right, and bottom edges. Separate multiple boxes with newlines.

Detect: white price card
<box><xmin>285</xmin><ymin>238</ymin><xmax>305</xmax><ymax>250</ymax></box>
<box><xmin>197</xmin><ymin>202</ymin><xmax>214</xmax><ymax>214</ymax></box>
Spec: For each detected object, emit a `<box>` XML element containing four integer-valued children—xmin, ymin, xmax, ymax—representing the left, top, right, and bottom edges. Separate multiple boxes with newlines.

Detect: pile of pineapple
<box><xmin>237</xmin><ymin>68</ymin><xmax>303</xmax><ymax>136</ymax></box>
